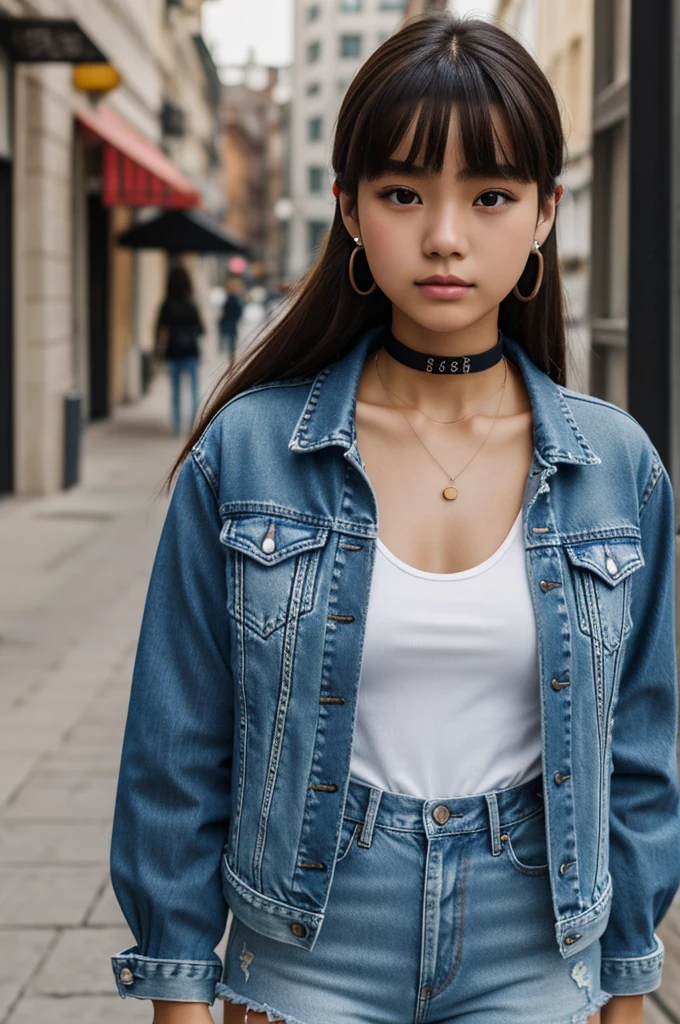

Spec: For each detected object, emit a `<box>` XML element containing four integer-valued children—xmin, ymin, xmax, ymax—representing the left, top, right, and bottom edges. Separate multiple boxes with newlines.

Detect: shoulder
<box><xmin>190</xmin><ymin>375</ymin><xmax>317</xmax><ymax>495</ymax></box>
<box><xmin>557</xmin><ymin>384</ymin><xmax>666</xmax><ymax>509</ymax></box>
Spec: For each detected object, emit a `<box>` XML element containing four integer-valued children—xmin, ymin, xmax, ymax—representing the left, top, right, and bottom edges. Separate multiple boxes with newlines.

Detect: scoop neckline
<box><xmin>376</xmin><ymin>509</ymin><xmax>523</xmax><ymax>580</ymax></box>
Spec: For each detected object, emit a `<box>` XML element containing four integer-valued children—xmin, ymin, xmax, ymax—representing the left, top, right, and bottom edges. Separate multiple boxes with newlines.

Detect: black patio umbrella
<box><xmin>116</xmin><ymin>208</ymin><xmax>251</xmax><ymax>256</ymax></box>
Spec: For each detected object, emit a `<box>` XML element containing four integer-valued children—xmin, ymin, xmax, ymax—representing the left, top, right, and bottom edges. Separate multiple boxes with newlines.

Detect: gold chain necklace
<box><xmin>374</xmin><ymin>349</ymin><xmax>508</xmax><ymax>501</ymax></box>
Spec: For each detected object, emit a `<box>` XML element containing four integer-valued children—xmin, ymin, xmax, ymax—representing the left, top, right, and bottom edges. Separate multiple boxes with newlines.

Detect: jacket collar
<box><xmin>288</xmin><ymin>322</ymin><xmax>601</xmax><ymax>467</ymax></box>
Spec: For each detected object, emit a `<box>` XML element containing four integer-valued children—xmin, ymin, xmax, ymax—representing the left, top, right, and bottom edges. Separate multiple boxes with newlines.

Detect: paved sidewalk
<box><xmin>0</xmin><ymin>343</ymin><xmax>236</xmax><ymax>1024</ymax></box>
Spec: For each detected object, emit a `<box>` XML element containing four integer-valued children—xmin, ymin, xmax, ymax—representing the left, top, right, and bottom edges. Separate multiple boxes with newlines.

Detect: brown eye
<box><xmin>475</xmin><ymin>191</ymin><xmax>512</xmax><ymax>208</ymax></box>
<box><xmin>381</xmin><ymin>187</ymin><xmax>420</xmax><ymax>206</ymax></box>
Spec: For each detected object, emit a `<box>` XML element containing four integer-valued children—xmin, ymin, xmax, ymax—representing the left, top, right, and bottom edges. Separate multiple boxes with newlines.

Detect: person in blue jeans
<box><xmin>111</xmin><ymin>13</ymin><xmax>680</xmax><ymax>1024</ymax></box>
<box><xmin>155</xmin><ymin>266</ymin><xmax>205</xmax><ymax>435</ymax></box>
<box><xmin>219</xmin><ymin>275</ymin><xmax>244</xmax><ymax>363</ymax></box>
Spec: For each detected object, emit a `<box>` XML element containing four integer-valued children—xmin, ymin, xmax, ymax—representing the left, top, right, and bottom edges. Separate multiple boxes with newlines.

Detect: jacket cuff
<box><xmin>111</xmin><ymin>946</ymin><xmax>222</xmax><ymax>1004</ymax></box>
<box><xmin>600</xmin><ymin>934</ymin><xmax>665</xmax><ymax>995</ymax></box>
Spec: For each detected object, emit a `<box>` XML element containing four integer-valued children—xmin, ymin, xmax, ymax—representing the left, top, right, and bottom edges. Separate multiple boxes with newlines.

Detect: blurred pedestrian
<box><xmin>218</xmin><ymin>274</ymin><xmax>244</xmax><ymax>363</ymax></box>
<box><xmin>154</xmin><ymin>266</ymin><xmax>205</xmax><ymax>436</ymax></box>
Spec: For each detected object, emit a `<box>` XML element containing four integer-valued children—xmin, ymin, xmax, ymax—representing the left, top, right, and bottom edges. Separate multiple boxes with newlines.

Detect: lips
<box><xmin>416</xmin><ymin>275</ymin><xmax>472</xmax><ymax>286</ymax></box>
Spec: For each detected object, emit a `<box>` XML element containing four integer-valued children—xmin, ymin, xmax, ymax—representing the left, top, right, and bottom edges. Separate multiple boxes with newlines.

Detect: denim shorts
<box><xmin>216</xmin><ymin>772</ymin><xmax>613</xmax><ymax>1024</ymax></box>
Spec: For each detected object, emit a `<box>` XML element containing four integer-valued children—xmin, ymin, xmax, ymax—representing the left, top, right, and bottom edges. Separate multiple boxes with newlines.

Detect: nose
<box><xmin>422</xmin><ymin>202</ymin><xmax>468</xmax><ymax>259</ymax></box>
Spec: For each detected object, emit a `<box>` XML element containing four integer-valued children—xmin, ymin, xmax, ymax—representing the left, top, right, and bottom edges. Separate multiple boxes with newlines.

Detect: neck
<box><xmin>380</xmin><ymin>309</ymin><xmax>509</xmax><ymax>419</ymax></box>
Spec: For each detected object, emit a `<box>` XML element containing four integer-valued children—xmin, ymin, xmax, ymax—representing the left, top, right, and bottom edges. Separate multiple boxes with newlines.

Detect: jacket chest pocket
<box><xmin>219</xmin><ymin>513</ymin><xmax>329</xmax><ymax>640</ymax></box>
<box><xmin>563</xmin><ymin>536</ymin><xmax>644</xmax><ymax>653</ymax></box>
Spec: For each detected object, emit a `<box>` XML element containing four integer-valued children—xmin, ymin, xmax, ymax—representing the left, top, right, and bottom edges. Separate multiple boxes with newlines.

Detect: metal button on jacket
<box><xmin>432</xmin><ymin>805</ymin><xmax>450</xmax><ymax>825</ymax></box>
<box><xmin>290</xmin><ymin>922</ymin><xmax>307</xmax><ymax>937</ymax></box>
<box><xmin>606</xmin><ymin>556</ymin><xmax>618</xmax><ymax>575</ymax></box>
<box><xmin>119</xmin><ymin>967</ymin><xmax>134</xmax><ymax>985</ymax></box>
<box><xmin>262</xmin><ymin>537</ymin><xmax>276</xmax><ymax>554</ymax></box>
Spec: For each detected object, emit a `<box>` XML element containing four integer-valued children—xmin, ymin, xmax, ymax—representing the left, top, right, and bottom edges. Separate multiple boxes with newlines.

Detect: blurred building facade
<box><xmin>495</xmin><ymin>0</ymin><xmax>594</xmax><ymax>395</ymax></box>
<box><xmin>0</xmin><ymin>0</ymin><xmax>223</xmax><ymax>497</ymax></box>
<box><xmin>288</xmin><ymin>0</ymin><xmax>409</xmax><ymax>276</ymax></box>
<box><xmin>221</xmin><ymin>55</ymin><xmax>291</xmax><ymax>288</ymax></box>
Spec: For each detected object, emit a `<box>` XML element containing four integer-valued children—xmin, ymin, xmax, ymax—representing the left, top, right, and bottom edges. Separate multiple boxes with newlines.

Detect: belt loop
<box><xmin>357</xmin><ymin>786</ymin><xmax>382</xmax><ymax>849</ymax></box>
<box><xmin>484</xmin><ymin>792</ymin><xmax>503</xmax><ymax>857</ymax></box>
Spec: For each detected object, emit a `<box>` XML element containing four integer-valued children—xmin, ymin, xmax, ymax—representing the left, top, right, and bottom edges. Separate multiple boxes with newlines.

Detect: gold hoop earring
<box><xmin>513</xmin><ymin>240</ymin><xmax>544</xmax><ymax>302</ymax></box>
<box><xmin>348</xmin><ymin>237</ymin><xmax>377</xmax><ymax>296</ymax></box>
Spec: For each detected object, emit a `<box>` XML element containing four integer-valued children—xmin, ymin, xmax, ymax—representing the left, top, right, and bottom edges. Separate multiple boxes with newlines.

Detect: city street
<box><xmin>0</xmin><ymin>337</ymin><xmax>240</xmax><ymax>1024</ymax></box>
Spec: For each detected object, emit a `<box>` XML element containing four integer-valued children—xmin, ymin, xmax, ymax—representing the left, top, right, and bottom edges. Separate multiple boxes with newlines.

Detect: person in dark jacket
<box><xmin>155</xmin><ymin>266</ymin><xmax>205</xmax><ymax>435</ymax></box>
<box><xmin>218</xmin><ymin>274</ymin><xmax>244</xmax><ymax>363</ymax></box>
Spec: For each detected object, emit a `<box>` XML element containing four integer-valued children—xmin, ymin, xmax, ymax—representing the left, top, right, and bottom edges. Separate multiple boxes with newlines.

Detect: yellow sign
<box><xmin>72</xmin><ymin>64</ymin><xmax>122</xmax><ymax>95</ymax></box>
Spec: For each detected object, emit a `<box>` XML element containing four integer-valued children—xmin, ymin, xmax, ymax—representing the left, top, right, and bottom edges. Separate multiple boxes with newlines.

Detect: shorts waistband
<box><xmin>343</xmin><ymin>773</ymin><xmax>544</xmax><ymax>854</ymax></box>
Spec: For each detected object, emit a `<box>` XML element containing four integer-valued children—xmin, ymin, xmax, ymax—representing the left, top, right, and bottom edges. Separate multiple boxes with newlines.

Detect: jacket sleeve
<box><xmin>600</xmin><ymin>456</ymin><xmax>680</xmax><ymax>996</ymax></box>
<box><xmin>110</xmin><ymin>452</ymin><xmax>233</xmax><ymax>1004</ymax></box>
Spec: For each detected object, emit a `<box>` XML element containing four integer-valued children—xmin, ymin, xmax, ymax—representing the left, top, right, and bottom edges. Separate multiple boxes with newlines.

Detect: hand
<box><xmin>152</xmin><ymin>999</ymin><xmax>214</xmax><ymax>1023</ymax></box>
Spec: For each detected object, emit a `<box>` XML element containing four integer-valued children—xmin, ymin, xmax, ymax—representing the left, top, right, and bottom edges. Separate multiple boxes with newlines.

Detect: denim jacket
<box><xmin>110</xmin><ymin>323</ymin><xmax>680</xmax><ymax>1003</ymax></box>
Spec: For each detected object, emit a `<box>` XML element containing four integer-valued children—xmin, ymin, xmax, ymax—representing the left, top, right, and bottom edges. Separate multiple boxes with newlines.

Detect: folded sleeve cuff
<box><xmin>600</xmin><ymin>934</ymin><xmax>665</xmax><ymax>995</ymax></box>
<box><xmin>111</xmin><ymin>946</ymin><xmax>222</xmax><ymax>1004</ymax></box>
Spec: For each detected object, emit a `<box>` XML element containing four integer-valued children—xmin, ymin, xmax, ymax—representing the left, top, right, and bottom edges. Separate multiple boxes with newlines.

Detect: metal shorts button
<box><xmin>119</xmin><ymin>967</ymin><xmax>134</xmax><ymax>985</ymax></box>
<box><xmin>432</xmin><ymin>805</ymin><xmax>450</xmax><ymax>825</ymax></box>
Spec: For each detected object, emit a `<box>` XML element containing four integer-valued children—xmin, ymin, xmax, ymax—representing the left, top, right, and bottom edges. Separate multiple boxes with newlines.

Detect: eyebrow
<box><xmin>378</xmin><ymin>159</ymin><xmax>520</xmax><ymax>181</ymax></box>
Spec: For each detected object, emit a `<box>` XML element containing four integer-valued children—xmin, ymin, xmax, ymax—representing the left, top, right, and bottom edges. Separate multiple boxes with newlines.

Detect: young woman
<box><xmin>110</xmin><ymin>13</ymin><xmax>680</xmax><ymax>1024</ymax></box>
<box><xmin>154</xmin><ymin>265</ymin><xmax>205</xmax><ymax>435</ymax></box>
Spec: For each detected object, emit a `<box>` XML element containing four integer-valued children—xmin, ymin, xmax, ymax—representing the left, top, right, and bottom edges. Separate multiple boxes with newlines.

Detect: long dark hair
<box><xmin>167</xmin><ymin>11</ymin><xmax>565</xmax><ymax>487</ymax></box>
<box><xmin>166</xmin><ymin>265</ymin><xmax>193</xmax><ymax>302</ymax></box>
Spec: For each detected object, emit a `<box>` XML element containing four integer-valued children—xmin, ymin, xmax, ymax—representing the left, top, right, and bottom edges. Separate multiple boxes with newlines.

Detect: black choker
<box><xmin>383</xmin><ymin>328</ymin><xmax>503</xmax><ymax>374</ymax></box>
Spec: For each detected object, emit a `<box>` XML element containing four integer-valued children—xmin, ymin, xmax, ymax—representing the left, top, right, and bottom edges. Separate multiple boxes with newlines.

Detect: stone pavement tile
<box><xmin>27</xmin><ymin>926</ymin><xmax>135</xmax><ymax>997</ymax></box>
<box><xmin>1</xmin><ymin>772</ymin><xmax>117</xmax><ymax>822</ymax></box>
<box><xmin>0</xmin><ymin>822</ymin><xmax>111</xmax><ymax>864</ymax></box>
<box><xmin>0</xmin><ymin>757</ymin><xmax>41</xmax><ymax>807</ymax></box>
<box><xmin>0</xmin><ymin>866</ymin><xmax>107</xmax><ymax>925</ymax></box>
<box><xmin>38</xmin><ymin>749</ymin><xmax>123</xmax><ymax>775</ymax></box>
<box><xmin>86</xmin><ymin>880</ymin><xmax>126</xmax><ymax>927</ymax></box>
<box><xmin>0</xmin><ymin>928</ymin><xmax>55</xmax><ymax>1021</ymax></box>
<box><xmin>6</xmin><ymin>995</ymin><xmax>152</xmax><ymax>1023</ymax></box>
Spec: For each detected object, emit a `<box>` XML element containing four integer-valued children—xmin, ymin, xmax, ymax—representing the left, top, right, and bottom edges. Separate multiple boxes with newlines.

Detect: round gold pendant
<box><xmin>443</xmin><ymin>486</ymin><xmax>458</xmax><ymax>501</ymax></box>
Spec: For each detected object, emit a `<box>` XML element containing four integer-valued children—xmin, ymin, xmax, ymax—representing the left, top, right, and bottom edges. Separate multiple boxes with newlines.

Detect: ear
<box><xmin>338</xmin><ymin>190</ymin><xmax>361</xmax><ymax>242</ymax></box>
<box><xmin>535</xmin><ymin>184</ymin><xmax>564</xmax><ymax>247</ymax></box>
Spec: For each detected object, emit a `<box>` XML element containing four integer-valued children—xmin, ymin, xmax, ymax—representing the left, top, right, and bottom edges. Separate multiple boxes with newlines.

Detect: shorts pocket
<box><xmin>501</xmin><ymin>806</ymin><xmax>549</xmax><ymax>877</ymax></box>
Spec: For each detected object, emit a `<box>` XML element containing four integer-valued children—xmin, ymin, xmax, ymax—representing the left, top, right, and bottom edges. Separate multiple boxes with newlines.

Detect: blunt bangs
<box><xmin>340</xmin><ymin>24</ymin><xmax>557</xmax><ymax>195</ymax></box>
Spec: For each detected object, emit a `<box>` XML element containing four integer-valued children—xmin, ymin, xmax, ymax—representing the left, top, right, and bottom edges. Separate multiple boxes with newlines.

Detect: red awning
<box><xmin>76</xmin><ymin>104</ymin><xmax>201</xmax><ymax>209</ymax></box>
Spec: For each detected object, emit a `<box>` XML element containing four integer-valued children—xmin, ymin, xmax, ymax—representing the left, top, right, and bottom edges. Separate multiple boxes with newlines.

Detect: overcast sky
<box><xmin>201</xmin><ymin>1</ymin><xmax>496</xmax><ymax>69</ymax></box>
<box><xmin>202</xmin><ymin>0</ymin><xmax>294</xmax><ymax>68</ymax></box>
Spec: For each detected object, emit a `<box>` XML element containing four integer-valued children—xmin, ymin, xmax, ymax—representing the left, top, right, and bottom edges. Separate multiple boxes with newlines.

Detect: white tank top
<box><xmin>349</xmin><ymin>509</ymin><xmax>542</xmax><ymax>799</ymax></box>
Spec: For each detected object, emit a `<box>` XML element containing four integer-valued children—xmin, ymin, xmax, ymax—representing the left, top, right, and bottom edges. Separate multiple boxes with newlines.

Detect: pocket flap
<box><xmin>563</xmin><ymin>536</ymin><xmax>644</xmax><ymax>586</ymax></box>
<box><xmin>220</xmin><ymin>514</ymin><xmax>329</xmax><ymax>566</ymax></box>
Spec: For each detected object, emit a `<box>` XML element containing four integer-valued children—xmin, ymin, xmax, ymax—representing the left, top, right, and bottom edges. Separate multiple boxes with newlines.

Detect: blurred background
<box><xmin>0</xmin><ymin>1</ymin><xmax>677</xmax><ymax>1022</ymax></box>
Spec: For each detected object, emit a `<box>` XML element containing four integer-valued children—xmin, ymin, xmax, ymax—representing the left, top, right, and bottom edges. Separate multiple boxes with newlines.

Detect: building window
<box><xmin>307</xmin><ymin>3</ymin><xmax>321</xmax><ymax>19</ymax></box>
<box><xmin>340</xmin><ymin>34</ymin><xmax>361</xmax><ymax>58</ymax></box>
<box><xmin>307</xmin><ymin>40</ymin><xmax>321</xmax><ymax>63</ymax></box>
<box><xmin>308</xmin><ymin>220</ymin><xmax>329</xmax><ymax>257</ymax></box>
<box><xmin>308</xmin><ymin>116</ymin><xmax>323</xmax><ymax>141</ymax></box>
<box><xmin>379</xmin><ymin>0</ymin><xmax>406</xmax><ymax>9</ymax></box>
<box><xmin>306</xmin><ymin>81</ymin><xmax>321</xmax><ymax>96</ymax></box>
<box><xmin>308</xmin><ymin>167</ymin><xmax>325</xmax><ymax>193</ymax></box>
<box><xmin>340</xmin><ymin>0</ymin><xmax>362</xmax><ymax>10</ymax></box>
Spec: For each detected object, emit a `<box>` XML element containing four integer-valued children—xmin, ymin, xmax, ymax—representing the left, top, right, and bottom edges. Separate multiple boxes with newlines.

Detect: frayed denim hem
<box><xmin>568</xmin><ymin>987</ymin><xmax>614</xmax><ymax>1023</ymax></box>
<box><xmin>215</xmin><ymin>981</ymin><xmax>309</xmax><ymax>1024</ymax></box>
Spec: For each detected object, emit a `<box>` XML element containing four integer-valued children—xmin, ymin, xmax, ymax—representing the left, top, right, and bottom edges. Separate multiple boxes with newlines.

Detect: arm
<box><xmin>110</xmin><ymin>452</ymin><xmax>234</xmax><ymax>1005</ymax></box>
<box><xmin>600</xmin><ymin>456</ymin><xmax>680</xmax><ymax>996</ymax></box>
<box><xmin>600</xmin><ymin>994</ymin><xmax>644</xmax><ymax>1023</ymax></box>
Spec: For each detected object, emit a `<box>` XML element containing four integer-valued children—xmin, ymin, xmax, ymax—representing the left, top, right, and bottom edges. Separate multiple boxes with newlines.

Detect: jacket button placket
<box><xmin>528</xmin><ymin>466</ymin><xmax>580</xmax><ymax>912</ymax></box>
<box><xmin>295</xmin><ymin>452</ymin><xmax>377</xmax><ymax>905</ymax></box>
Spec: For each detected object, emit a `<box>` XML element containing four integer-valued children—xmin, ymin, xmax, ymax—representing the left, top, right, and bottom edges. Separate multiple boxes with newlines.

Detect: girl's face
<box><xmin>340</xmin><ymin>104</ymin><xmax>560</xmax><ymax>337</ymax></box>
